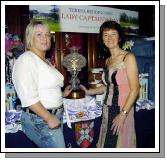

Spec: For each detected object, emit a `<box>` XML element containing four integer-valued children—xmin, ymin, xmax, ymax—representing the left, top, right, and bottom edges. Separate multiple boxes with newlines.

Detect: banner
<box><xmin>29</xmin><ymin>5</ymin><xmax>139</xmax><ymax>34</ymax></box>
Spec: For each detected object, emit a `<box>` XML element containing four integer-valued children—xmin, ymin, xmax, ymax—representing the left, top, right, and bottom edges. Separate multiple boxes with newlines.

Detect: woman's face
<box><xmin>32</xmin><ymin>24</ymin><xmax>51</xmax><ymax>53</ymax></box>
<box><xmin>102</xmin><ymin>29</ymin><xmax>119</xmax><ymax>49</ymax></box>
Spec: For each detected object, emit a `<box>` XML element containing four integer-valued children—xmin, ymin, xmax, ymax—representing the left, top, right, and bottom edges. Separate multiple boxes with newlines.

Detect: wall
<box><xmin>131</xmin><ymin>38</ymin><xmax>155</xmax><ymax>101</ymax></box>
<box><xmin>5</xmin><ymin>5</ymin><xmax>29</xmax><ymax>40</ymax></box>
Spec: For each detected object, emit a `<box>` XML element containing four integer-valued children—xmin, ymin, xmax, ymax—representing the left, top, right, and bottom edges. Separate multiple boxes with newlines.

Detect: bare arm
<box><xmin>121</xmin><ymin>53</ymin><xmax>140</xmax><ymax>113</ymax></box>
<box><xmin>28</xmin><ymin>101</ymin><xmax>61</xmax><ymax>129</ymax></box>
<box><xmin>80</xmin><ymin>84</ymin><xmax>106</xmax><ymax>95</ymax></box>
<box><xmin>112</xmin><ymin>53</ymin><xmax>140</xmax><ymax>135</ymax></box>
<box><xmin>80</xmin><ymin>58</ymin><xmax>108</xmax><ymax>96</ymax></box>
<box><xmin>63</xmin><ymin>85</ymin><xmax>73</xmax><ymax>97</ymax></box>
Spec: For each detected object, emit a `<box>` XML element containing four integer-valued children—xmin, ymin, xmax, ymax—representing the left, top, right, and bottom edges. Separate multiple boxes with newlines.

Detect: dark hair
<box><xmin>99</xmin><ymin>20</ymin><xmax>125</xmax><ymax>49</ymax></box>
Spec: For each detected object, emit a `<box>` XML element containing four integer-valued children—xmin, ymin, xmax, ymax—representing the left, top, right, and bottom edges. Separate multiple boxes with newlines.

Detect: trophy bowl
<box><xmin>63</xmin><ymin>46</ymin><xmax>87</xmax><ymax>99</ymax></box>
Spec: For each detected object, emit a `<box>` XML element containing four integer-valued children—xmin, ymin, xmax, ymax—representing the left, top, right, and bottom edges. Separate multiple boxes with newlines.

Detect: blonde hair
<box><xmin>25</xmin><ymin>21</ymin><xmax>51</xmax><ymax>50</ymax></box>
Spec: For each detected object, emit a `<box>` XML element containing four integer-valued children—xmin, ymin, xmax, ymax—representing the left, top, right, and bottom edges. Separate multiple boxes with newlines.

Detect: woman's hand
<box><xmin>80</xmin><ymin>84</ymin><xmax>89</xmax><ymax>95</ymax></box>
<box><xmin>63</xmin><ymin>85</ymin><xmax>73</xmax><ymax>97</ymax></box>
<box><xmin>80</xmin><ymin>84</ymin><xmax>105</xmax><ymax>96</ymax></box>
<box><xmin>111</xmin><ymin>112</ymin><xmax>126</xmax><ymax>135</ymax></box>
<box><xmin>46</xmin><ymin>115</ymin><xmax>61</xmax><ymax>129</ymax></box>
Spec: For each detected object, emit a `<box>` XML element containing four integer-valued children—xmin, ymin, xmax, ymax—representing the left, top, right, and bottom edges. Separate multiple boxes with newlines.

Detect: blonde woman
<box><xmin>12</xmin><ymin>21</ymin><xmax>72</xmax><ymax>148</ymax></box>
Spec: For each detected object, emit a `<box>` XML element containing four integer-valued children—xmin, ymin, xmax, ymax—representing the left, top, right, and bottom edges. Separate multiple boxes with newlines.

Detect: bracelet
<box><xmin>121</xmin><ymin>109</ymin><xmax>128</xmax><ymax>115</ymax></box>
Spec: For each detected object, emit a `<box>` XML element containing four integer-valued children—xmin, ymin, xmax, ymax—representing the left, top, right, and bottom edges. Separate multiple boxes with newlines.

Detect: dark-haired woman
<box><xmin>80</xmin><ymin>20</ymin><xmax>140</xmax><ymax>148</ymax></box>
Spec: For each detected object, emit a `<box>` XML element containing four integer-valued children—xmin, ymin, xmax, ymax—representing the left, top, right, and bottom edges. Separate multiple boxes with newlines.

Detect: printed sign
<box><xmin>29</xmin><ymin>5</ymin><xmax>139</xmax><ymax>34</ymax></box>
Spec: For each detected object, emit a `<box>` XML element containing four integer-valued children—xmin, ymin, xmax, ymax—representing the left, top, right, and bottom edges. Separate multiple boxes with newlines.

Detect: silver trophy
<box><xmin>63</xmin><ymin>46</ymin><xmax>87</xmax><ymax>99</ymax></box>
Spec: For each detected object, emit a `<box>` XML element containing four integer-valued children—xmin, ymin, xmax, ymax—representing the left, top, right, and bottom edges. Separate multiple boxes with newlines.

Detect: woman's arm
<box><xmin>63</xmin><ymin>85</ymin><xmax>73</xmax><ymax>97</ymax></box>
<box><xmin>111</xmin><ymin>53</ymin><xmax>140</xmax><ymax>135</ymax></box>
<box><xmin>80</xmin><ymin>84</ymin><xmax>106</xmax><ymax>96</ymax></box>
<box><xmin>121</xmin><ymin>53</ymin><xmax>140</xmax><ymax>113</ymax></box>
<box><xmin>28</xmin><ymin>101</ymin><xmax>61</xmax><ymax>129</ymax></box>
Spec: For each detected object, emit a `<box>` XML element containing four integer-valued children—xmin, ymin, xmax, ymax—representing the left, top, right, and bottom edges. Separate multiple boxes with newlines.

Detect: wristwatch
<box><xmin>121</xmin><ymin>109</ymin><xmax>128</xmax><ymax>115</ymax></box>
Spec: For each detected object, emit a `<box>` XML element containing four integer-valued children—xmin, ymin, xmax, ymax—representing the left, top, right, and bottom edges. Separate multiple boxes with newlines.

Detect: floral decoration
<box><xmin>122</xmin><ymin>40</ymin><xmax>134</xmax><ymax>51</ymax></box>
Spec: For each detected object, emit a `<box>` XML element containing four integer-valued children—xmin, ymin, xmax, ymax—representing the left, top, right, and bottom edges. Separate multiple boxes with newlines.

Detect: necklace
<box><xmin>40</xmin><ymin>57</ymin><xmax>51</xmax><ymax>66</ymax></box>
<box><xmin>31</xmin><ymin>51</ymin><xmax>51</xmax><ymax>65</ymax></box>
<box><xmin>109</xmin><ymin>52</ymin><xmax>125</xmax><ymax>63</ymax></box>
<box><xmin>111</xmin><ymin>52</ymin><xmax>125</xmax><ymax>59</ymax></box>
<box><xmin>107</xmin><ymin>51</ymin><xmax>126</xmax><ymax>68</ymax></box>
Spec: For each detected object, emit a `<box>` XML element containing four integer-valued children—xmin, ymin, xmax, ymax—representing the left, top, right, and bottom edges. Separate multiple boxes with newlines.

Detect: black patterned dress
<box><xmin>96</xmin><ymin>60</ymin><xmax>136</xmax><ymax>148</ymax></box>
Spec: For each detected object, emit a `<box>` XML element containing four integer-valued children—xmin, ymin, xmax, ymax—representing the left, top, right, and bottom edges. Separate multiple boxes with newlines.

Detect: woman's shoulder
<box><xmin>14</xmin><ymin>51</ymin><xmax>37</xmax><ymax>68</ymax></box>
<box><xmin>123</xmin><ymin>51</ymin><xmax>138</xmax><ymax>69</ymax></box>
<box><xmin>123</xmin><ymin>51</ymin><xmax>136</xmax><ymax>62</ymax></box>
<box><xmin>16</xmin><ymin>51</ymin><xmax>35</xmax><ymax>61</ymax></box>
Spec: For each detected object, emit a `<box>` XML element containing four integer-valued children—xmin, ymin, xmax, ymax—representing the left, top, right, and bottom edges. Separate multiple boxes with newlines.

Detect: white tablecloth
<box><xmin>5</xmin><ymin>97</ymin><xmax>155</xmax><ymax>132</ymax></box>
<box><xmin>5</xmin><ymin>110</ymin><xmax>22</xmax><ymax>133</ymax></box>
<box><xmin>63</xmin><ymin>96</ymin><xmax>102</xmax><ymax>128</ymax></box>
<box><xmin>5</xmin><ymin>96</ymin><xmax>102</xmax><ymax>132</ymax></box>
<box><xmin>136</xmin><ymin>99</ymin><xmax>155</xmax><ymax>112</ymax></box>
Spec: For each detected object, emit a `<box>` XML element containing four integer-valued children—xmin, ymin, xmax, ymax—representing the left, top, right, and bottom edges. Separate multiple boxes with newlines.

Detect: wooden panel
<box><xmin>87</xmin><ymin>34</ymin><xmax>100</xmax><ymax>69</ymax></box>
<box><xmin>92</xmin><ymin>34</ymin><xmax>98</xmax><ymax>68</ymax></box>
<box><xmin>54</xmin><ymin>33</ymin><xmax>68</xmax><ymax>85</ymax></box>
<box><xmin>87</xmin><ymin>34</ymin><xmax>93</xmax><ymax>69</ymax></box>
<box><xmin>5</xmin><ymin>5</ymin><xmax>29</xmax><ymax>38</ymax></box>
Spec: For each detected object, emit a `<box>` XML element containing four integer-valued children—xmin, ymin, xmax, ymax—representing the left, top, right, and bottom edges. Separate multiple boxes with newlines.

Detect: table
<box><xmin>63</xmin><ymin>96</ymin><xmax>102</xmax><ymax>127</ymax></box>
<box><xmin>5</xmin><ymin>97</ymin><xmax>155</xmax><ymax>148</ymax></box>
<box><xmin>5</xmin><ymin>96</ymin><xmax>102</xmax><ymax>148</ymax></box>
<box><xmin>135</xmin><ymin>109</ymin><xmax>155</xmax><ymax>148</ymax></box>
<box><xmin>63</xmin><ymin>96</ymin><xmax>102</xmax><ymax>147</ymax></box>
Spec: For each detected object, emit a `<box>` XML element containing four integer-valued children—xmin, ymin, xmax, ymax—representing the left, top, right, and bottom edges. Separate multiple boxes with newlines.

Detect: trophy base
<box><xmin>66</xmin><ymin>90</ymin><xmax>85</xmax><ymax>99</ymax></box>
